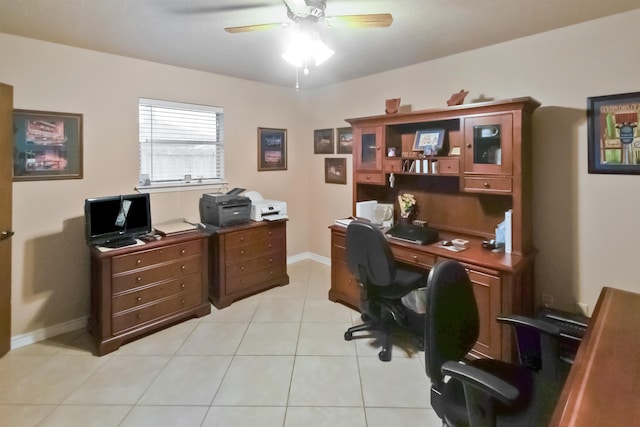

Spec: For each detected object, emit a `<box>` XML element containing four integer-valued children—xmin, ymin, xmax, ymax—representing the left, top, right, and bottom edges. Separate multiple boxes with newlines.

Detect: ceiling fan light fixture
<box><xmin>282</xmin><ymin>31</ymin><xmax>334</xmax><ymax>68</ymax></box>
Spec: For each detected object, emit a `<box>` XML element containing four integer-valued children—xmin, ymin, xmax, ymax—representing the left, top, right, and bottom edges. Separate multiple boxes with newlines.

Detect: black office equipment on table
<box><xmin>199</xmin><ymin>188</ymin><xmax>251</xmax><ymax>228</ymax></box>
<box><xmin>385</xmin><ymin>223</ymin><xmax>439</xmax><ymax>245</ymax></box>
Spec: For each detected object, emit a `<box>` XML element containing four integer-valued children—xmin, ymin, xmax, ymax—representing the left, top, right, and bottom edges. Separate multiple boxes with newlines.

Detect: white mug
<box><xmin>481</xmin><ymin>127</ymin><xmax>499</xmax><ymax>138</ymax></box>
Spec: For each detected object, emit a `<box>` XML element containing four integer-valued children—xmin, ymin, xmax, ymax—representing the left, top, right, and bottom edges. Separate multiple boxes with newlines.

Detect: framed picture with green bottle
<box><xmin>588</xmin><ymin>91</ymin><xmax>640</xmax><ymax>174</ymax></box>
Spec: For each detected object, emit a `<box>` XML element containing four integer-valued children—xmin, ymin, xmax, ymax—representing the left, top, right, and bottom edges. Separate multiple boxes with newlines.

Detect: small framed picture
<box><xmin>336</xmin><ymin>127</ymin><xmax>353</xmax><ymax>154</ymax></box>
<box><xmin>257</xmin><ymin>127</ymin><xmax>287</xmax><ymax>171</ymax></box>
<box><xmin>324</xmin><ymin>158</ymin><xmax>347</xmax><ymax>184</ymax></box>
<box><xmin>413</xmin><ymin>129</ymin><xmax>445</xmax><ymax>154</ymax></box>
<box><xmin>314</xmin><ymin>128</ymin><xmax>334</xmax><ymax>154</ymax></box>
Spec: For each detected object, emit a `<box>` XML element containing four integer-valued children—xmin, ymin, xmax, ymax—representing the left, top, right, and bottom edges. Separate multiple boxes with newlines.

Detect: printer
<box><xmin>199</xmin><ymin>188</ymin><xmax>251</xmax><ymax>228</ymax></box>
<box><xmin>245</xmin><ymin>191</ymin><xmax>288</xmax><ymax>222</ymax></box>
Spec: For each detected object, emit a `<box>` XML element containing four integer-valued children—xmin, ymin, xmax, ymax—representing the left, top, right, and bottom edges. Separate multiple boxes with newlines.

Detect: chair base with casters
<box><xmin>342</xmin><ymin>220</ymin><xmax>427</xmax><ymax>362</ymax></box>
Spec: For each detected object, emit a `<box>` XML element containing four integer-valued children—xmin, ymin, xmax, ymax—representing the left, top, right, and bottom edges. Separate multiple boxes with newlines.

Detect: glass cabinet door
<box><xmin>354</xmin><ymin>126</ymin><xmax>383</xmax><ymax>171</ymax></box>
<box><xmin>464</xmin><ymin>114</ymin><xmax>512</xmax><ymax>175</ymax></box>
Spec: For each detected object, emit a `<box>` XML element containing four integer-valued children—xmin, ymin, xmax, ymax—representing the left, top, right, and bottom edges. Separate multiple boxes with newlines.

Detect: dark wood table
<box><xmin>550</xmin><ymin>286</ymin><xmax>640</xmax><ymax>426</ymax></box>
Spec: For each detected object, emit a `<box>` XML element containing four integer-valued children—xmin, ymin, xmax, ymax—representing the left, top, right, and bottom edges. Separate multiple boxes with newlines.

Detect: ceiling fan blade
<box><xmin>325</xmin><ymin>13</ymin><xmax>393</xmax><ymax>29</ymax></box>
<box><xmin>224</xmin><ymin>22</ymin><xmax>285</xmax><ymax>33</ymax></box>
<box><xmin>172</xmin><ymin>4</ymin><xmax>267</xmax><ymax>15</ymax></box>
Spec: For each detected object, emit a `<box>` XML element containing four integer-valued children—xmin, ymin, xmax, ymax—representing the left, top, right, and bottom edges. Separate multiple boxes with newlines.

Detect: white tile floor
<box><xmin>0</xmin><ymin>260</ymin><xmax>443</xmax><ymax>427</ymax></box>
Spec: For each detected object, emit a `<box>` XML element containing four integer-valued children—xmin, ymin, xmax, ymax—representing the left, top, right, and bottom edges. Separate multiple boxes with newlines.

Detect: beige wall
<box><xmin>2</xmin><ymin>9</ymin><xmax>640</xmax><ymax>338</ymax></box>
<box><xmin>0</xmin><ymin>34</ymin><xmax>311</xmax><ymax>337</ymax></box>
<box><xmin>306</xmin><ymin>10</ymin><xmax>640</xmax><ymax>315</ymax></box>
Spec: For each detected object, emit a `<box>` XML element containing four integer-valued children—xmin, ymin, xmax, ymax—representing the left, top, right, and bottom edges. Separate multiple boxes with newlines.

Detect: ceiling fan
<box><xmin>223</xmin><ymin>0</ymin><xmax>393</xmax><ymax>33</ymax></box>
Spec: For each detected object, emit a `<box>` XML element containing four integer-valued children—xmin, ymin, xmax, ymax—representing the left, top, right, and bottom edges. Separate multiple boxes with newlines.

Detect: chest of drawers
<box><xmin>209</xmin><ymin>220</ymin><xmax>289</xmax><ymax>308</ymax></box>
<box><xmin>88</xmin><ymin>232</ymin><xmax>211</xmax><ymax>355</ymax></box>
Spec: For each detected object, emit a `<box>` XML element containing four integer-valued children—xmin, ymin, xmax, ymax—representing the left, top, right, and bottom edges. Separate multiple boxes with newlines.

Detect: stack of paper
<box><xmin>505</xmin><ymin>209</ymin><xmax>512</xmax><ymax>254</ymax></box>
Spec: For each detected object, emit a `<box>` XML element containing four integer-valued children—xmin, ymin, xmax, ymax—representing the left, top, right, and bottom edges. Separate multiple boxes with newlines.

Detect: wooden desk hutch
<box><xmin>329</xmin><ymin>97</ymin><xmax>540</xmax><ymax>362</ymax></box>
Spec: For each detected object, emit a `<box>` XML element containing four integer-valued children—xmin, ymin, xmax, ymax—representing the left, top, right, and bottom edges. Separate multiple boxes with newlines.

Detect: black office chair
<box><xmin>343</xmin><ymin>220</ymin><xmax>426</xmax><ymax>361</ymax></box>
<box><xmin>424</xmin><ymin>259</ymin><xmax>564</xmax><ymax>426</ymax></box>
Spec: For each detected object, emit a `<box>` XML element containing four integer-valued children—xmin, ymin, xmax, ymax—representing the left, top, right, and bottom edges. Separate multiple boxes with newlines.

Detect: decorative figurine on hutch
<box><xmin>397</xmin><ymin>193</ymin><xmax>416</xmax><ymax>224</ymax></box>
<box><xmin>385</xmin><ymin>98</ymin><xmax>401</xmax><ymax>114</ymax></box>
<box><xmin>447</xmin><ymin>90</ymin><xmax>469</xmax><ymax>106</ymax></box>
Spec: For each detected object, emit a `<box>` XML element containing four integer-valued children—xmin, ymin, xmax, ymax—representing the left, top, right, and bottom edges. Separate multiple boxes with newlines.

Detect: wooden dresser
<box><xmin>88</xmin><ymin>231</ymin><xmax>211</xmax><ymax>355</ymax></box>
<box><xmin>208</xmin><ymin>219</ymin><xmax>289</xmax><ymax>308</ymax></box>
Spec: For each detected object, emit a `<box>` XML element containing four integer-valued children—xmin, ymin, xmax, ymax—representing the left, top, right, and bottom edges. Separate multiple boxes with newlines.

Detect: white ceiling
<box><xmin>0</xmin><ymin>0</ymin><xmax>638</xmax><ymax>90</ymax></box>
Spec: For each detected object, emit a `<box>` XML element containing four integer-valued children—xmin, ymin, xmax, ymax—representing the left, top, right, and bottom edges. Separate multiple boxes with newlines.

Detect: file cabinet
<box><xmin>88</xmin><ymin>232</ymin><xmax>210</xmax><ymax>355</ymax></box>
<box><xmin>209</xmin><ymin>219</ymin><xmax>289</xmax><ymax>308</ymax></box>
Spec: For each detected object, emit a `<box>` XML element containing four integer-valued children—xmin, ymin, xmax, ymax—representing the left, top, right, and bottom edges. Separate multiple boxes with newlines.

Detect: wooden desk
<box><xmin>550</xmin><ymin>287</ymin><xmax>640</xmax><ymax>426</ymax></box>
<box><xmin>329</xmin><ymin>225</ymin><xmax>535</xmax><ymax>362</ymax></box>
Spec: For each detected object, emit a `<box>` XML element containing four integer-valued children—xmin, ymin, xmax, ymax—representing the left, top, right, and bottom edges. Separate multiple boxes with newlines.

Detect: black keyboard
<box><xmin>101</xmin><ymin>238</ymin><xmax>138</xmax><ymax>248</ymax></box>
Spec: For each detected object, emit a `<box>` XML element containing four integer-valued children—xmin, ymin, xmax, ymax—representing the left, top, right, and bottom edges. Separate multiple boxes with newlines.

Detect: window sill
<box><xmin>135</xmin><ymin>181</ymin><xmax>229</xmax><ymax>194</ymax></box>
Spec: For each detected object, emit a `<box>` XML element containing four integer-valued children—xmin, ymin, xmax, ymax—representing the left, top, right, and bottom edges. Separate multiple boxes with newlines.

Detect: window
<box><xmin>138</xmin><ymin>98</ymin><xmax>224</xmax><ymax>189</ymax></box>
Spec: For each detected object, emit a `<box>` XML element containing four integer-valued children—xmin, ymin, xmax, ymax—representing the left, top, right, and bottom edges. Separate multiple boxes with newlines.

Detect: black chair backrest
<box><xmin>345</xmin><ymin>220</ymin><xmax>397</xmax><ymax>287</ymax></box>
<box><xmin>425</xmin><ymin>259</ymin><xmax>480</xmax><ymax>388</ymax></box>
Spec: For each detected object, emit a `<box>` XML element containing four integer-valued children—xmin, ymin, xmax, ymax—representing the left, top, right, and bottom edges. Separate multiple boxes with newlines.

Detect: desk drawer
<box><xmin>355</xmin><ymin>171</ymin><xmax>384</xmax><ymax>185</ymax></box>
<box><xmin>112</xmin><ymin>273</ymin><xmax>201</xmax><ymax>314</ymax></box>
<box><xmin>225</xmin><ymin>237</ymin><xmax>285</xmax><ymax>264</ymax></box>
<box><xmin>224</xmin><ymin>223</ymin><xmax>285</xmax><ymax>247</ymax></box>
<box><xmin>112</xmin><ymin>289</ymin><xmax>201</xmax><ymax>335</ymax></box>
<box><xmin>391</xmin><ymin>246</ymin><xmax>435</xmax><ymax>269</ymax></box>
<box><xmin>226</xmin><ymin>252</ymin><xmax>285</xmax><ymax>277</ymax></box>
<box><xmin>463</xmin><ymin>177</ymin><xmax>512</xmax><ymax>194</ymax></box>
<box><xmin>112</xmin><ymin>240</ymin><xmax>201</xmax><ymax>274</ymax></box>
<box><xmin>112</xmin><ymin>256</ymin><xmax>201</xmax><ymax>294</ymax></box>
<box><xmin>438</xmin><ymin>158</ymin><xmax>459</xmax><ymax>175</ymax></box>
<box><xmin>225</xmin><ymin>263</ymin><xmax>288</xmax><ymax>294</ymax></box>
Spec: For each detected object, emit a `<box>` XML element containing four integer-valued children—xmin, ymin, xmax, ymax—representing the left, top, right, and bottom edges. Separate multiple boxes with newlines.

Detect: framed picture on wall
<box><xmin>336</xmin><ymin>127</ymin><xmax>353</xmax><ymax>154</ymax></box>
<box><xmin>258</xmin><ymin>127</ymin><xmax>287</xmax><ymax>171</ymax></box>
<box><xmin>413</xmin><ymin>129</ymin><xmax>445</xmax><ymax>155</ymax></box>
<box><xmin>587</xmin><ymin>91</ymin><xmax>640</xmax><ymax>174</ymax></box>
<box><xmin>12</xmin><ymin>109</ymin><xmax>83</xmax><ymax>181</ymax></box>
<box><xmin>324</xmin><ymin>157</ymin><xmax>347</xmax><ymax>184</ymax></box>
<box><xmin>314</xmin><ymin>128</ymin><xmax>334</xmax><ymax>154</ymax></box>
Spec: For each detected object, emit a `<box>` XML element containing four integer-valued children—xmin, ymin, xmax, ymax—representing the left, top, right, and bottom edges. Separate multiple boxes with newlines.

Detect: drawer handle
<box><xmin>269</xmin><ymin>270</ymin><xmax>273</xmax><ymax>275</ymax></box>
<box><xmin>181</xmin><ymin>265</ymin><xmax>186</xmax><ymax>270</ymax></box>
<box><xmin>181</xmin><ymin>283</ymin><xmax>185</xmax><ymax>289</ymax></box>
<box><xmin>268</xmin><ymin>244</ymin><xmax>272</xmax><ymax>248</ymax></box>
<box><xmin>136</xmin><ymin>313</ymin><xmax>142</xmax><ymax>319</ymax></box>
<box><xmin>137</xmin><ymin>297</ymin><xmax>142</xmax><ymax>302</ymax></box>
<box><xmin>136</xmin><ymin>276</ymin><xmax>142</xmax><ymax>282</ymax></box>
<box><xmin>240</xmin><ymin>250</ymin><xmax>244</xmax><ymax>255</ymax></box>
<box><xmin>413</xmin><ymin>255</ymin><xmax>418</xmax><ymax>260</ymax></box>
<box><xmin>366</xmin><ymin>175</ymin><xmax>370</xmax><ymax>180</ymax></box>
<box><xmin>241</xmin><ymin>280</ymin><xmax>245</xmax><ymax>284</ymax></box>
<box><xmin>181</xmin><ymin>300</ymin><xmax>185</xmax><ymax>305</ymax></box>
<box><xmin>241</xmin><ymin>266</ymin><xmax>245</xmax><ymax>271</ymax></box>
<box><xmin>269</xmin><ymin>258</ymin><xmax>273</xmax><ymax>262</ymax></box>
<box><xmin>181</xmin><ymin>249</ymin><xmax>186</xmax><ymax>255</ymax></box>
<box><xmin>467</xmin><ymin>143</ymin><xmax>472</xmax><ymax>148</ymax></box>
<box><xmin>483</xmin><ymin>182</ymin><xmax>489</xmax><ymax>188</ymax></box>
<box><xmin>136</xmin><ymin>259</ymin><xmax>141</xmax><ymax>265</ymax></box>
<box><xmin>269</xmin><ymin>231</ymin><xmax>272</xmax><ymax>235</ymax></box>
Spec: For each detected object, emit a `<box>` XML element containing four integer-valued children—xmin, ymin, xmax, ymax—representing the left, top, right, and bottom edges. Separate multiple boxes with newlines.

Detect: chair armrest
<box><xmin>441</xmin><ymin>361</ymin><xmax>519</xmax><ymax>405</ymax></box>
<box><xmin>496</xmin><ymin>315</ymin><xmax>561</xmax><ymax>337</ymax></box>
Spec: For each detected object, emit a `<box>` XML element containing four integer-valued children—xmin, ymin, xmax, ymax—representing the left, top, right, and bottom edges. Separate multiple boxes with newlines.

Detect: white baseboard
<box><xmin>11</xmin><ymin>316</ymin><xmax>88</xmax><ymax>350</ymax></box>
<box><xmin>10</xmin><ymin>253</ymin><xmax>330</xmax><ymax>349</ymax></box>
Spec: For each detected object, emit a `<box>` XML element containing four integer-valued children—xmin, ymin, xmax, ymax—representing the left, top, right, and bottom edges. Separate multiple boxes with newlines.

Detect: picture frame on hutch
<box><xmin>324</xmin><ymin>158</ymin><xmax>347</xmax><ymax>184</ymax></box>
<box><xmin>413</xmin><ymin>129</ymin><xmax>445</xmax><ymax>156</ymax></box>
<box><xmin>336</xmin><ymin>127</ymin><xmax>353</xmax><ymax>154</ymax></box>
<box><xmin>588</xmin><ymin>91</ymin><xmax>640</xmax><ymax>174</ymax></box>
<box><xmin>12</xmin><ymin>109</ymin><xmax>83</xmax><ymax>181</ymax></box>
<box><xmin>314</xmin><ymin>128</ymin><xmax>334</xmax><ymax>154</ymax></box>
<box><xmin>258</xmin><ymin>127</ymin><xmax>287</xmax><ymax>171</ymax></box>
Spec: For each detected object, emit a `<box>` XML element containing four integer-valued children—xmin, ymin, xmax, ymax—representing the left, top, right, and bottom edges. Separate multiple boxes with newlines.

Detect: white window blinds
<box><xmin>138</xmin><ymin>98</ymin><xmax>224</xmax><ymax>186</ymax></box>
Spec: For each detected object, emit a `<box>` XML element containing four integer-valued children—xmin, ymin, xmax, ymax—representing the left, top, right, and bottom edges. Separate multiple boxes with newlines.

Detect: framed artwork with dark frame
<box><xmin>314</xmin><ymin>128</ymin><xmax>334</xmax><ymax>154</ymax></box>
<box><xmin>12</xmin><ymin>109</ymin><xmax>83</xmax><ymax>181</ymax></box>
<box><xmin>336</xmin><ymin>127</ymin><xmax>353</xmax><ymax>154</ymax></box>
<box><xmin>413</xmin><ymin>129</ymin><xmax>445</xmax><ymax>156</ymax></box>
<box><xmin>258</xmin><ymin>127</ymin><xmax>287</xmax><ymax>171</ymax></box>
<box><xmin>588</xmin><ymin>91</ymin><xmax>640</xmax><ymax>174</ymax></box>
<box><xmin>324</xmin><ymin>157</ymin><xmax>347</xmax><ymax>184</ymax></box>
